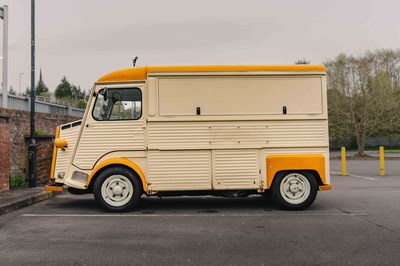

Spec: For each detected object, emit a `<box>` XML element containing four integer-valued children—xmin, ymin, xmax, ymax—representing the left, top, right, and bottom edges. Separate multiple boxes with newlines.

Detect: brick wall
<box><xmin>0</xmin><ymin>115</ymin><xmax>10</xmax><ymax>192</ymax></box>
<box><xmin>35</xmin><ymin>137</ymin><xmax>55</xmax><ymax>184</ymax></box>
<box><xmin>0</xmin><ymin>108</ymin><xmax>81</xmax><ymax>192</ymax></box>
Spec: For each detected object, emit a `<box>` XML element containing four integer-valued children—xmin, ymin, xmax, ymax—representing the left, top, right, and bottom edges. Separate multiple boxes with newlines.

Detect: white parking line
<box><xmin>21</xmin><ymin>213</ymin><xmax>366</xmax><ymax>217</ymax></box>
<box><xmin>331</xmin><ymin>171</ymin><xmax>378</xmax><ymax>180</ymax></box>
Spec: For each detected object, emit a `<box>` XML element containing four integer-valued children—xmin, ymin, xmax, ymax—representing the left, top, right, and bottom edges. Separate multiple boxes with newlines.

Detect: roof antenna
<box><xmin>132</xmin><ymin>57</ymin><xmax>138</xmax><ymax>67</ymax></box>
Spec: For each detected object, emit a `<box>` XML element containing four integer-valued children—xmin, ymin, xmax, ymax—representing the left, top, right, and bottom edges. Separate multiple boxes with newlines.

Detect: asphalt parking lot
<box><xmin>1</xmin><ymin>159</ymin><xmax>400</xmax><ymax>265</ymax></box>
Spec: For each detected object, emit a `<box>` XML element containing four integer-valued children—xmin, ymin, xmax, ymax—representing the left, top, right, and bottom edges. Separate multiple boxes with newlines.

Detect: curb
<box><xmin>0</xmin><ymin>190</ymin><xmax>53</xmax><ymax>216</ymax></box>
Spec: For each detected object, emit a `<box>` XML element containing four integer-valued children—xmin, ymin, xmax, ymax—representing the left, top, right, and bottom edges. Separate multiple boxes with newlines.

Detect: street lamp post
<box><xmin>19</xmin><ymin>73</ymin><xmax>24</xmax><ymax>95</ymax></box>
<box><xmin>0</xmin><ymin>5</ymin><xmax>8</xmax><ymax>108</ymax></box>
<box><xmin>28</xmin><ymin>0</ymin><xmax>36</xmax><ymax>188</ymax></box>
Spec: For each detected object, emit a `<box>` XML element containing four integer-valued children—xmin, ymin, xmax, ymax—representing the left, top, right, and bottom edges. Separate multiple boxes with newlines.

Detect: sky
<box><xmin>0</xmin><ymin>0</ymin><xmax>400</xmax><ymax>94</ymax></box>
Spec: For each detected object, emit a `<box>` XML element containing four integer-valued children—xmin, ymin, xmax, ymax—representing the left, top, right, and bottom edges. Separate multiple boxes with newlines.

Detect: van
<box><xmin>45</xmin><ymin>65</ymin><xmax>331</xmax><ymax>212</ymax></box>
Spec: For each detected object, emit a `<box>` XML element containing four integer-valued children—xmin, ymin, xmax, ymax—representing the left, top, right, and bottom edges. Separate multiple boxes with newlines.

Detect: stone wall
<box><xmin>0</xmin><ymin>108</ymin><xmax>81</xmax><ymax>192</ymax></box>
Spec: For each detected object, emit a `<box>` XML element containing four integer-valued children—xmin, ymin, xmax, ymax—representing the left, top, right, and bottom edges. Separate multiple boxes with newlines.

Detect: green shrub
<box><xmin>34</xmin><ymin>129</ymin><xmax>48</xmax><ymax>136</ymax></box>
<box><xmin>77</xmin><ymin>99</ymin><xmax>87</xmax><ymax>109</ymax></box>
<box><xmin>10</xmin><ymin>174</ymin><xmax>27</xmax><ymax>189</ymax></box>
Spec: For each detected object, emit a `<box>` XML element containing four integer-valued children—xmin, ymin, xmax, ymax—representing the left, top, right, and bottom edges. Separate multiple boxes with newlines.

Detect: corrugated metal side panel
<box><xmin>267</xmin><ymin>121</ymin><xmax>326</xmax><ymax>146</ymax></box>
<box><xmin>147</xmin><ymin>150</ymin><xmax>211</xmax><ymax>191</ymax></box>
<box><xmin>148</xmin><ymin>120</ymin><xmax>326</xmax><ymax>149</ymax></box>
<box><xmin>213</xmin><ymin>150</ymin><xmax>259</xmax><ymax>189</ymax></box>
<box><xmin>55</xmin><ymin>125</ymin><xmax>81</xmax><ymax>178</ymax></box>
<box><xmin>73</xmin><ymin>121</ymin><xmax>145</xmax><ymax>169</ymax></box>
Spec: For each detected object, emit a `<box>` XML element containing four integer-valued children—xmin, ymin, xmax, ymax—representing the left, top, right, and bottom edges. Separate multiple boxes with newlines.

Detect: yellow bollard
<box><xmin>379</xmin><ymin>146</ymin><xmax>385</xmax><ymax>176</ymax></box>
<box><xmin>341</xmin><ymin>147</ymin><xmax>346</xmax><ymax>176</ymax></box>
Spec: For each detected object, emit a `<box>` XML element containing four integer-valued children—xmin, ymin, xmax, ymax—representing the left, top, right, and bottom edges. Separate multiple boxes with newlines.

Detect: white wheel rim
<box><xmin>280</xmin><ymin>173</ymin><xmax>310</xmax><ymax>205</ymax></box>
<box><xmin>101</xmin><ymin>174</ymin><xmax>134</xmax><ymax>207</ymax></box>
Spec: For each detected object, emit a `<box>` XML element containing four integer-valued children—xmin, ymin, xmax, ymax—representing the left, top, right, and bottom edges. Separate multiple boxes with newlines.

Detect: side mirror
<box><xmin>99</xmin><ymin>88</ymin><xmax>108</xmax><ymax>101</ymax></box>
<box><xmin>103</xmin><ymin>88</ymin><xmax>108</xmax><ymax>101</ymax></box>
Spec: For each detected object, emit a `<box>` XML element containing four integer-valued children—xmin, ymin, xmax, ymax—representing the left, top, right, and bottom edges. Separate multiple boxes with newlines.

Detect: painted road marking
<box><xmin>331</xmin><ymin>171</ymin><xmax>378</xmax><ymax>180</ymax></box>
<box><xmin>21</xmin><ymin>213</ymin><xmax>367</xmax><ymax>217</ymax></box>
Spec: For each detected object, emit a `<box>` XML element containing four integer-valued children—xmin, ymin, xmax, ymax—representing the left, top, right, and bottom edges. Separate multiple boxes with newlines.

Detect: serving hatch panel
<box><xmin>158</xmin><ymin>76</ymin><xmax>323</xmax><ymax>116</ymax></box>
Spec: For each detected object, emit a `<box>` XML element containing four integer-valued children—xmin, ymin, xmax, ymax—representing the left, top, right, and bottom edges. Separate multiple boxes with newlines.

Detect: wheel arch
<box><xmin>266</xmin><ymin>154</ymin><xmax>327</xmax><ymax>189</ymax></box>
<box><xmin>270</xmin><ymin>169</ymin><xmax>323</xmax><ymax>189</ymax></box>
<box><xmin>86</xmin><ymin>158</ymin><xmax>147</xmax><ymax>192</ymax></box>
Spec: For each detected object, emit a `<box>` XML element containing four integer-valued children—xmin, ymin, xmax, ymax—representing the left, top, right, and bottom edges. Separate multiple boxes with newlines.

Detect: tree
<box><xmin>295</xmin><ymin>58</ymin><xmax>310</xmax><ymax>65</ymax></box>
<box><xmin>71</xmin><ymin>85</ymin><xmax>85</xmax><ymax>101</ymax></box>
<box><xmin>25</xmin><ymin>86</ymin><xmax>31</xmax><ymax>96</ymax></box>
<box><xmin>9</xmin><ymin>86</ymin><xmax>16</xmax><ymax>95</ymax></box>
<box><xmin>35</xmin><ymin>69</ymin><xmax>49</xmax><ymax>96</ymax></box>
<box><xmin>71</xmin><ymin>85</ymin><xmax>79</xmax><ymax>100</ymax></box>
<box><xmin>35</xmin><ymin>78</ymin><xmax>49</xmax><ymax>96</ymax></box>
<box><xmin>55</xmin><ymin>76</ymin><xmax>73</xmax><ymax>99</ymax></box>
<box><xmin>326</xmin><ymin>49</ymin><xmax>400</xmax><ymax>156</ymax></box>
<box><xmin>76</xmin><ymin>99</ymin><xmax>87</xmax><ymax>109</ymax></box>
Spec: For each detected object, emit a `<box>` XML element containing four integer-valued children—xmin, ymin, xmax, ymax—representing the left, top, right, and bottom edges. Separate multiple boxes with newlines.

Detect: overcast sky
<box><xmin>1</xmin><ymin>0</ymin><xmax>400</xmax><ymax>93</ymax></box>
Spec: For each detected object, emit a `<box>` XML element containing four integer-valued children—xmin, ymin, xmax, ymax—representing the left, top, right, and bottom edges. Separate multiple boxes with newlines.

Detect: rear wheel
<box><xmin>272</xmin><ymin>171</ymin><xmax>317</xmax><ymax>210</ymax></box>
<box><xmin>93</xmin><ymin>167</ymin><xmax>142</xmax><ymax>212</ymax></box>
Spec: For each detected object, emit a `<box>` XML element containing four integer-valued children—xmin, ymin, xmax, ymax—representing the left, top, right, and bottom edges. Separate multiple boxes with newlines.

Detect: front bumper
<box><xmin>44</xmin><ymin>183</ymin><xmax>64</xmax><ymax>192</ymax></box>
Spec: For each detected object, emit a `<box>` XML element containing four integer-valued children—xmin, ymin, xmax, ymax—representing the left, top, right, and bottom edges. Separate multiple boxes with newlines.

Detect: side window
<box><xmin>93</xmin><ymin>88</ymin><xmax>142</xmax><ymax>121</ymax></box>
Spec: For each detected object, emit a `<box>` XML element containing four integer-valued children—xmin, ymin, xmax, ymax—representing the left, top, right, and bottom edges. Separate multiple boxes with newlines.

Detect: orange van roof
<box><xmin>97</xmin><ymin>65</ymin><xmax>326</xmax><ymax>82</ymax></box>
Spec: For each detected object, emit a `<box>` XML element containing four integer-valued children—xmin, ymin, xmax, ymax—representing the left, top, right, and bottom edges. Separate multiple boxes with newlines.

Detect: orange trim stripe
<box><xmin>97</xmin><ymin>65</ymin><xmax>326</xmax><ymax>82</ymax></box>
<box><xmin>86</xmin><ymin>158</ymin><xmax>148</xmax><ymax>192</ymax></box>
<box><xmin>98</xmin><ymin>67</ymin><xmax>147</xmax><ymax>82</ymax></box>
<box><xmin>50</xmin><ymin>126</ymin><xmax>60</xmax><ymax>179</ymax></box>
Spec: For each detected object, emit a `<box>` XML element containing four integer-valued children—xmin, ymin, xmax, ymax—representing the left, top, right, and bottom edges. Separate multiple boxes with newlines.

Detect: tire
<box><xmin>93</xmin><ymin>167</ymin><xmax>142</xmax><ymax>212</ymax></box>
<box><xmin>272</xmin><ymin>171</ymin><xmax>317</xmax><ymax>210</ymax></box>
<box><xmin>261</xmin><ymin>190</ymin><xmax>272</xmax><ymax>198</ymax></box>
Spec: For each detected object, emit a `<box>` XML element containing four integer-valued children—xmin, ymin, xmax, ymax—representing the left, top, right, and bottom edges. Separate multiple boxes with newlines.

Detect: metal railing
<box><xmin>0</xmin><ymin>92</ymin><xmax>85</xmax><ymax>117</ymax></box>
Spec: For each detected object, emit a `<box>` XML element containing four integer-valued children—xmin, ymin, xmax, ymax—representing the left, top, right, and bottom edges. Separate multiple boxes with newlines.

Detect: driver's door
<box><xmin>73</xmin><ymin>84</ymin><xmax>145</xmax><ymax>170</ymax></box>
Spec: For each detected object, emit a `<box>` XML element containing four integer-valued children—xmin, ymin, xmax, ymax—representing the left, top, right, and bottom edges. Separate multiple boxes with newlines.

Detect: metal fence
<box><xmin>0</xmin><ymin>92</ymin><xmax>85</xmax><ymax>117</ymax></box>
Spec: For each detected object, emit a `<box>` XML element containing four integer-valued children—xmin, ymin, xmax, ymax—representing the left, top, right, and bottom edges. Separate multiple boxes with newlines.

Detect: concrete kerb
<box><xmin>0</xmin><ymin>187</ymin><xmax>53</xmax><ymax>216</ymax></box>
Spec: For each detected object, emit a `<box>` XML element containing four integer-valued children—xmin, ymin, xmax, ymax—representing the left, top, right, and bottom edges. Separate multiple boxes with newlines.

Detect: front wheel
<box><xmin>272</xmin><ymin>171</ymin><xmax>317</xmax><ymax>210</ymax></box>
<box><xmin>93</xmin><ymin>167</ymin><xmax>142</xmax><ymax>212</ymax></box>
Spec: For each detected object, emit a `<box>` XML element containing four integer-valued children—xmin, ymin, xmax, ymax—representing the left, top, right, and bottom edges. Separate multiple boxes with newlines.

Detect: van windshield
<box><xmin>92</xmin><ymin>88</ymin><xmax>142</xmax><ymax>121</ymax></box>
